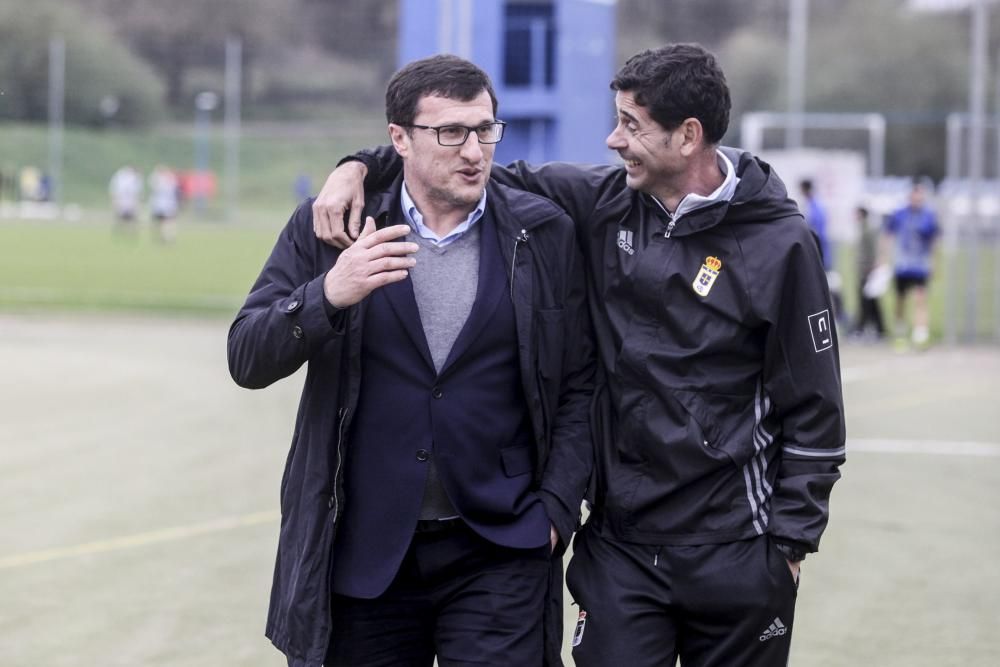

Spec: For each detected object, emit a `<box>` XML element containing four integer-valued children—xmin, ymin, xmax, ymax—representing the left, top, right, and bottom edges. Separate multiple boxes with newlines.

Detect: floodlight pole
<box><xmin>48</xmin><ymin>36</ymin><xmax>65</xmax><ymax>208</ymax></box>
<box><xmin>996</xmin><ymin>48</ymin><xmax>1000</xmax><ymax>342</ymax></box>
<box><xmin>194</xmin><ymin>91</ymin><xmax>219</xmax><ymax>215</ymax></box>
<box><xmin>965</xmin><ymin>0</ymin><xmax>988</xmax><ymax>341</ymax></box>
<box><xmin>786</xmin><ymin>0</ymin><xmax>809</xmax><ymax>149</ymax></box>
<box><xmin>224</xmin><ymin>36</ymin><xmax>242</xmax><ymax>222</ymax></box>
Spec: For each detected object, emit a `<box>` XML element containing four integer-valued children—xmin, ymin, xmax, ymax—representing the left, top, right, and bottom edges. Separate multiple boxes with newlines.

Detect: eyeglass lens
<box><xmin>437</xmin><ymin>123</ymin><xmax>503</xmax><ymax>145</ymax></box>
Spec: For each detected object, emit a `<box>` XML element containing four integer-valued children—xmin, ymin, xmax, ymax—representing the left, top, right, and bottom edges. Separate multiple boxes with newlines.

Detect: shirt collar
<box><xmin>652</xmin><ymin>149</ymin><xmax>741</xmax><ymax>221</ymax></box>
<box><xmin>400</xmin><ymin>183</ymin><xmax>487</xmax><ymax>247</ymax></box>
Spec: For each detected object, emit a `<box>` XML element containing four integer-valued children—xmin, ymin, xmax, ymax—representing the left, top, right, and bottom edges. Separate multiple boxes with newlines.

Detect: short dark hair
<box><xmin>611</xmin><ymin>44</ymin><xmax>730</xmax><ymax>144</ymax></box>
<box><xmin>385</xmin><ymin>54</ymin><xmax>498</xmax><ymax>127</ymax></box>
<box><xmin>800</xmin><ymin>179</ymin><xmax>814</xmax><ymax>195</ymax></box>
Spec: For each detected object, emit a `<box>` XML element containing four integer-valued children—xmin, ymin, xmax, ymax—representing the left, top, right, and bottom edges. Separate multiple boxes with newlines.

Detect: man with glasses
<box><xmin>229</xmin><ymin>54</ymin><xmax>592</xmax><ymax>667</ymax></box>
<box><xmin>314</xmin><ymin>44</ymin><xmax>845</xmax><ymax>667</ymax></box>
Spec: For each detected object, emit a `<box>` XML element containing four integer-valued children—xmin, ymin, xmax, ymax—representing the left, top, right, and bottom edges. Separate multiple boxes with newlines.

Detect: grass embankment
<box><xmin>0</xmin><ymin>119</ymin><xmax>385</xmax><ymax>219</ymax></box>
<box><xmin>0</xmin><ymin>219</ymin><xmax>279</xmax><ymax>317</ymax></box>
<box><xmin>0</xmin><ymin>119</ymin><xmax>387</xmax><ymax>316</ymax></box>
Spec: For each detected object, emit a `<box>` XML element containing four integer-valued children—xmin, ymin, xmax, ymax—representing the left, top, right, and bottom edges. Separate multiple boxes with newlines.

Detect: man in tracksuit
<box><xmin>229</xmin><ymin>55</ymin><xmax>593</xmax><ymax>666</ymax></box>
<box><xmin>314</xmin><ymin>43</ymin><xmax>846</xmax><ymax>667</ymax></box>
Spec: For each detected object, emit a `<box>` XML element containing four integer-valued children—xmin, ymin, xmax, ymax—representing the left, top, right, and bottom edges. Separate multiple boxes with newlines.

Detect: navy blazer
<box><xmin>332</xmin><ymin>195</ymin><xmax>554</xmax><ymax>598</ymax></box>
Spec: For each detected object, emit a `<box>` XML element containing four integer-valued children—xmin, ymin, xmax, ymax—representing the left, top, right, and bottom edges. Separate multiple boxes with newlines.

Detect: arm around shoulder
<box><xmin>490</xmin><ymin>160</ymin><xmax>622</xmax><ymax>230</ymax></box>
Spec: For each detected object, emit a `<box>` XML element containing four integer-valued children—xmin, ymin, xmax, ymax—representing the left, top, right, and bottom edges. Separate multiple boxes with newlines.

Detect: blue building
<box><xmin>398</xmin><ymin>0</ymin><xmax>617</xmax><ymax>165</ymax></box>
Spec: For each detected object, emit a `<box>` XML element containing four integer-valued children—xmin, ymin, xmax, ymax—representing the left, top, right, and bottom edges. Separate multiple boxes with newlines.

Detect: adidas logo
<box><xmin>758</xmin><ymin>617</ymin><xmax>788</xmax><ymax>642</ymax></box>
<box><xmin>617</xmin><ymin>229</ymin><xmax>635</xmax><ymax>255</ymax></box>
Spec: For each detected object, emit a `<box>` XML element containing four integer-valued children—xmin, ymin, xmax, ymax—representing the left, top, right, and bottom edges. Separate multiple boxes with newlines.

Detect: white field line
<box><xmin>3</xmin><ymin>440</ymin><xmax>996</xmax><ymax>571</ymax></box>
<box><xmin>0</xmin><ymin>510</ymin><xmax>277</xmax><ymax>570</ymax></box>
<box><xmin>849</xmin><ymin>438</ymin><xmax>1000</xmax><ymax>458</ymax></box>
<box><xmin>840</xmin><ymin>359</ymin><xmax>928</xmax><ymax>385</ymax></box>
<box><xmin>0</xmin><ymin>286</ymin><xmax>241</xmax><ymax>309</ymax></box>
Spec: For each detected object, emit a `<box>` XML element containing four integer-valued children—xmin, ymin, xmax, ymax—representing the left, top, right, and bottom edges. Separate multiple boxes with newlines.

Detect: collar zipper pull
<box><xmin>664</xmin><ymin>220</ymin><xmax>676</xmax><ymax>238</ymax></box>
<box><xmin>511</xmin><ymin>230</ymin><xmax>529</xmax><ymax>300</ymax></box>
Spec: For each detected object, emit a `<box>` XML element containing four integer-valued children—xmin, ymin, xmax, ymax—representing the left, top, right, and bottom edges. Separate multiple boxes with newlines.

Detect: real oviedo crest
<box><xmin>692</xmin><ymin>256</ymin><xmax>722</xmax><ymax>297</ymax></box>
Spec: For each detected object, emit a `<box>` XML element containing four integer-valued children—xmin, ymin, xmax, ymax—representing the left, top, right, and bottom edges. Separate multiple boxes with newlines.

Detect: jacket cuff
<box><xmin>770</xmin><ymin>537</ymin><xmax>811</xmax><ymax>562</ymax></box>
<box><xmin>321</xmin><ymin>289</ymin><xmax>348</xmax><ymax>331</ymax></box>
<box><xmin>291</xmin><ymin>273</ymin><xmax>346</xmax><ymax>340</ymax></box>
<box><xmin>336</xmin><ymin>150</ymin><xmax>378</xmax><ymax>188</ymax></box>
<box><xmin>335</xmin><ymin>155</ymin><xmax>367</xmax><ymax>169</ymax></box>
<box><xmin>537</xmin><ymin>489</ymin><xmax>577</xmax><ymax>557</ymax></box>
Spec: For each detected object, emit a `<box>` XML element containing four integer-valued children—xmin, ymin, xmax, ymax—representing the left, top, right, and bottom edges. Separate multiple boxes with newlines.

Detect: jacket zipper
<box><xmin>509</xmin><ymin>227</ymin><xmax>548</xmax><ymax>471</ymax></box>
<box><xmin>324</xmin><ymin>405</ymin><xmax>350</xmax><ymax>656</ymax></box>
<box><xmin>511</xmin><ymin>228</ymin><xmax>529</xmax><ymax>300</ymax></box>
<box><xmin>664</xmin><ymin>219</ymin><xmax>676</xmax><ymax>238</ymax></box>
<box><xmin>331</xmin><ymin>406</ymin><xmax>349</xmax><ymax>523</ymax></box>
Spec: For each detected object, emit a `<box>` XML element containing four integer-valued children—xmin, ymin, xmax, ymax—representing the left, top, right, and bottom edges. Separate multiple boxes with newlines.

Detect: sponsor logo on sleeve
<box><xmin>808</xmin><ymin>309</ymin><xmax>833</xmax><ymax>352</ymax></box>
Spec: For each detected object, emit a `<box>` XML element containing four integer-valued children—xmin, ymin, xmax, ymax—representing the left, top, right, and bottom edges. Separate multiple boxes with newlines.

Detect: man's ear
<box><xmin>678</xmin><ymin>117</ymin><xmax>705</xmax><ymax>157</ymax></box>
<box><xmin>388</xmin><ymin>123</ymin><xmax>411</xmax><ymax>157</ymax></box>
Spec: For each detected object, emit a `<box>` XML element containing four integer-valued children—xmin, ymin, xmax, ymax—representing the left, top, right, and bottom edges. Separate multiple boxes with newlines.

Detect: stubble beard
<box><xmin>427</xmin><ymin>180</ymin><xmax>485</xmax><ymax>212</ymax></box>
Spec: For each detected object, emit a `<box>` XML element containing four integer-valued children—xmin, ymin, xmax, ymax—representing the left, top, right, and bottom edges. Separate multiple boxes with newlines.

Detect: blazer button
<box><xmin>416</xmin><ymin>449</ymin><xmax>430</xmax><ymax>462</ymax></box>
<box><xmin>286</xmin><ymin>300</ymin><xmax>300</xmax><ymax>312</ymax></box>
<box><xmin>292</xmin><ymin>325</ymin><xmax>304</xmax><ymax>339</ymax></box>
<box><xmin>432</xmin><ymin>387</ymin><xmax>443</xmax><ymax>399</ymax></box>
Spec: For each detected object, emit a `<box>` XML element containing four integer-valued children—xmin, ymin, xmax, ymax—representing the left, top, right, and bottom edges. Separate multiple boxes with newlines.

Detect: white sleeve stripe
<box><xmin>783</xmin><ymin>445</ymin><xmax>846</xmax><ymax>458</ymax></box>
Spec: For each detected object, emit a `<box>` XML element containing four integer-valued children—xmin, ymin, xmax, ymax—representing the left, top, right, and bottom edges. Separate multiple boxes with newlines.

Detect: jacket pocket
<box><xmin>501</xmin><ymin>443</ymin><xmax>535</xmax><ymax>477</ymax></box>
<box><xmin>672</xmin><ymin>389</ymin><xmax>760</xmax><ymax>467</ymax></box>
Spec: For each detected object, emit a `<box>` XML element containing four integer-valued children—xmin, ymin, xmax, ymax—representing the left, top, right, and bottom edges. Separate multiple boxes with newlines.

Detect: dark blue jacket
<box><xmin>228</xmin><ymin>176</ymin><xmax>594</xmax><ymax>667</ymax></box>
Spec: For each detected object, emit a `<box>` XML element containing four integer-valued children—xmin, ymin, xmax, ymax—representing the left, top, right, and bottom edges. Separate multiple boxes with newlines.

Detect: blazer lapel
<box><xmin>377</xmin><ymin>198</ymin><xmax>436</xmax><ymax>373</ymax></box>
<box><xmin>439</xmin><ymin>213</ymin><xmax>506</xmax><ymax>374</ymax></box>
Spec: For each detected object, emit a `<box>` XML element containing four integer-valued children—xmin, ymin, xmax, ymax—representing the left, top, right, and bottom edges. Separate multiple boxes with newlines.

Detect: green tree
<box><xmin>89</xmin><ymin>0</ymin><xmax>297</xmax><ymax>108</ymax></box>
<box><xmin>0</xmin><ymin>0</ymin><xmax>164</xmax><ymax>126</ymax></box>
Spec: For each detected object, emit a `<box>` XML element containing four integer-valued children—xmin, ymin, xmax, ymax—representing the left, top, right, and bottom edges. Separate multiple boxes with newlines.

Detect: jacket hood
<box><xmin>723</xmin><ymin>147</ymin><xmax>802</xmax><ymax>225</ymax></box>
<box><xmin>666</xmin><ymin>147</ymin><xmax>802</xmax><ymax>236</ymax></box>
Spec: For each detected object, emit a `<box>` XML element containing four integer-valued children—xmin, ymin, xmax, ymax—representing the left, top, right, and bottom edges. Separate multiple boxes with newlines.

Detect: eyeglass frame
<box><xmin>402</xmin><ymin>120</ymin><xmax>507</xmax><ymax>146</ymax></box>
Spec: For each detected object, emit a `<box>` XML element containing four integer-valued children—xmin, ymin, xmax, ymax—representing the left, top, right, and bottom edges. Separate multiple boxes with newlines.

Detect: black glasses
<box><xmin>405</xmin><ymin>121</ymin><xmax>507</xmax><ymax>146</ymax></box>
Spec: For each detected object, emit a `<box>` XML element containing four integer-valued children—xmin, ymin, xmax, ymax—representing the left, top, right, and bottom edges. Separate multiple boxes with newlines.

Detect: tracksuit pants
<box><xmin>566</xmin><ymin>524</ymin><xmax>799</xmax><ymax>667</ymax></box>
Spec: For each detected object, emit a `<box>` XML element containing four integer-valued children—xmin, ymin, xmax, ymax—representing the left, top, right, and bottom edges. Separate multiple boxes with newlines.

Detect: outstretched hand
<box><xmin>313</xmin><ymin>161</ymin><xmax>369</xmax><ymax>249</ymax></box>
<box><xmin>323</xmin><ymin>217</ymin><xmax>417</xmax><ymax>308</ymax></box>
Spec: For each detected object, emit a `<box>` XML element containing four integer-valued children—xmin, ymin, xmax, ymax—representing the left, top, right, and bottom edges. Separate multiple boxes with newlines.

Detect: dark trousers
<box><xmin>325</xmin><ymin>521</ymin><xmax>550</xmax><ymax>667</ymax></box>
<box><xmin>566</xmin><ymin>525</ymin><xmax>798</xmax><ymax>667</ymax></box>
